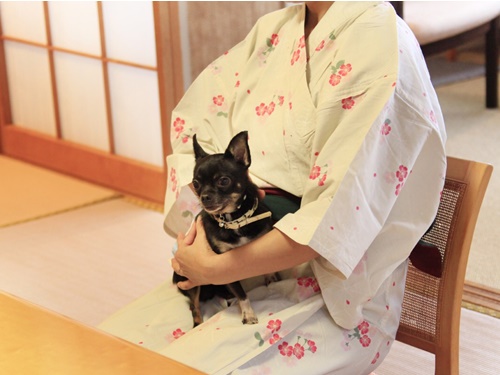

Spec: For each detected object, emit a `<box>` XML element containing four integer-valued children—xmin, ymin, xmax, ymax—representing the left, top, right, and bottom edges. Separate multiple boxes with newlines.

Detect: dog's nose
<box><xmin>201</xmin><ymin>194</ymin><xmax>212</xmax><ymax>204</ymax></box>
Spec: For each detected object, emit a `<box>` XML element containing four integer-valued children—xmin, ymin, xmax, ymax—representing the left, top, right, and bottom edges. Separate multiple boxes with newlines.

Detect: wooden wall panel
<box><xmin>186</xmin><ymin>2</ymin><xmax>283</xmax><ymax>81</ymax></box>
<box><xmin>154</xmin><ymin>2</ymin><xmax>184</xmax><ymax>161</ymax></box>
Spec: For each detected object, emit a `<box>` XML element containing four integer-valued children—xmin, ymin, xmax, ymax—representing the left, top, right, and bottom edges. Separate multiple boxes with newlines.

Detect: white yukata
<box><xmin>100</xmin><ymin>3</ymin><xmax>447</xmax><ymax>374</ymax></box>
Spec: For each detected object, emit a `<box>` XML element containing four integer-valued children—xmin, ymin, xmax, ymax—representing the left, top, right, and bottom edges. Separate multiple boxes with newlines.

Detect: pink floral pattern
<box><xmin>169</xmin><ymin>167</ymin><xmax>177</xmax><ymax>193</ymax></box>
<box><xmin>290</xmin><ymin>36</ymin><xmax>306</xmax><ymax>66</ymax></box>
<box><xmin>267</xmin><ymin>319</ymin><xmax>282</xmax><ymax>332</ymax></box>
<box><xmin>213</xmin><ymin>95</ymin><xmax>224</xmax><ymax>106</ymax></box>
<box><xmin>291</xmin><ymin>50</ymin><xmax>301</xmax><ymax>65</ymax></box>
<box><xmin>254</xmin><ymin>319</ymin><xmax>283</xmax><ymax>347</ymax></box>
<box><xmin>255</xmin><ymin>95</ymin><xmax>285</xmax><ymax>118</ymax></box>
<box><xmin>309</xmin><ymin>165</ymin><xmax>321</xmax><ymax>180</ymax></box>
<box><xmin>172</xmin><ymin>117</ymin><xmax>191</xmax><ymax>144</ymax></box>
<box><xmin>329</xmin><ymin>74</ymin><xmax>341</xmax><ymax>86</ymax></box>
<box><xmin>315</xmin><ymin>40</ymin><xmax>325</xmax><ymax>51</ymax></box>
<box><xmin>430</xmin><ymin>110</ymin><xmax>437</xmax><ymax>124</ymax></box>
<box><xmin>210</xmin><ymin>94</ymin><xmax>228</xmax><ymax>118</ymax></box>
<box><xmin>329</xmin><ymin>60</ymin><xmax>353</xmax><ymax>87</ymax></box>
<box><xmin>381</xmin><ymin>119</ymin><xmax>392</xmax><ymax>136</ymax></box>
<box><xmin>341</xmin><ymin>320</ymin><xmax>374</xmax><ymax>351</ymax></box>
<box><xmin>309</xmin><ymin>164</ymin><xmax>328</xmax><ymax>186</ymax></box>
<box><xmin>255</xmin><ymin>321</ymin><xmax>319</xmax><ymax>363</ymax></box>
<box><xmin>269</xmin><ymin>33</ymin><xmax>280</xmax><ymax>47</ymax></box>
<box><xmin>341</xmin><ymin>97</ymin><xmax>355</xmax><ymax>110</ymax></box>
<box><xmin>395</xmin><ymin>165</ymin><xmax>409</xmax><ymax>196</ymax></box>
<box><xmin>259</xmin><ymin>33</ymin><xmax>280</xmax><ymax>65</ymax></box>
<box><xmin>278</xmin><ymin>337</ymin><xmax>317</xmax><ymax>359</ymax></box>
<box><xmin>172</xmin><ymin>328</ymin><xmax>185</xmax><ymax>339</ymax></box>
<box><xmin>296</xmin><ymin>276</ymin><xmax>321</xmax><ymax>302</ymax></box>
<box><xmin>297</xmin><ymin>277</ymin><xmax>320</xmax><ymax>292</ymax></box>
<box><xmin>371</xmin><ymin>351</ymin><xmax>381</xmax><ymax>365</ymax></box>
<box><xmin>172</xmin><ymin>117</ymin><xmax>185</xmax><ymax>139</ymax></box>
<box><xmin>209</xmin><ymin>62</ymin><xmax>223</xmax><ymax>75</ymax></box>
<box><xmin>309</xmin><ymin>151</ymin><xmax>328</xmax><ymax>187</ymax></box>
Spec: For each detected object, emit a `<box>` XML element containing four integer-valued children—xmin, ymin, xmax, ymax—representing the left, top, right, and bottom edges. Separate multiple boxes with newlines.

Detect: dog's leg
<box><xmin>226</xmin><ymin>282</ymin><xmax>258</xmax><ymax>324</ymax></box>
<box><xmin>239</xmin><ymin>298</ymin><xmax>258</xmax><ymax>325</ymax></box>
<box><xmin>264</xmin><ymin>272</ymin><xmax>281</xmax><ymax>285</ymax></box>
<box><xmin>186</xmin><ymin>286</ymin><xmax>203</xmax><ymax>327</ymax></box>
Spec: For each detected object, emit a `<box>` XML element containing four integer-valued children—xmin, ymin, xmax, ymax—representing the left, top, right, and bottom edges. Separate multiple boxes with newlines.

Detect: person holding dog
<box><xmin>100</xmin><ymin>2</ymin><xmax>446</xmax><ymax>374</ymax></box>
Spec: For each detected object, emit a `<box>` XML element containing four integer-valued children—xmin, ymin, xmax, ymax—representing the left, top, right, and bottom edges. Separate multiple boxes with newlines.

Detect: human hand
<box><xmin>171</xmin><ymin>217</ymin><xmax>218</xmax><ymax>290</ymax></box>
<box><xmin>258</xmin><ymin>188</ymin><xmax>266</xmax><ymax>201</ymax></box>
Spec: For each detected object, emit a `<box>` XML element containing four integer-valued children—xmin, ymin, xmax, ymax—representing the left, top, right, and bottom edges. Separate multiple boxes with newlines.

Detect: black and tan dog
<box><xmin>173</xmin><ymin>131</ymin><xmax>276</xmax><ymax>326</ymax></box>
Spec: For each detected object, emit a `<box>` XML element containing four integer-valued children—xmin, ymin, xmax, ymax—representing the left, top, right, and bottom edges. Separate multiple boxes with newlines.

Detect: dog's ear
<box><xmin>193</xmin><ymin>134</ymin><xmax>209</xmax><ymax>160</ymax></box>
<box><xmin>225</xmin><ymin>131</ymin><xmax>251</xmax><ymax>168</ymax></box>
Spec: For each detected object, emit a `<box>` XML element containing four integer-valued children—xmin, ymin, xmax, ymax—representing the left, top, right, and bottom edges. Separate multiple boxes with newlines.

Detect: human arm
<box><xmin>172</xmin><ymin>217</ymin><xmax>319</xmax><ymax>290</ymax></box>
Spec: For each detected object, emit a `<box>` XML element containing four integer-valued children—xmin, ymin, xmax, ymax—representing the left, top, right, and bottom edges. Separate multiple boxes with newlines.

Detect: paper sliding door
<box><xmin>0</xmin><ymin>2</ymin><xmax>183</xmax><ymax>203</ymax></box>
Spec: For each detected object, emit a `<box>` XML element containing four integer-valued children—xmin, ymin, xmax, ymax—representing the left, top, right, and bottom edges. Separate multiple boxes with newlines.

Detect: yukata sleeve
<box><xmin>275</xmin><ymin>77</ymin><xmax>446</xmax><ymax>280</ymax></box>
<box><xmin>163</xmin><ymin>28</ymin><xmax>259</xmax><ymax>237</ymax></box>
<box><xmin>275</xmin><ymin>5</ymin><xmax>446</xmax><ymax>280</ymax></box>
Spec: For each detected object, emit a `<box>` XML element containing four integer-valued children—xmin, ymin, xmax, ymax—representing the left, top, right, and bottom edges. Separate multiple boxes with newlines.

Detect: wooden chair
<box><xmin>391</xmin><ymin>1</ymin><xmax>500</xmax><ymax>108</ymax></box>
<box><xmin>396</xmin><ymin>156</ymin><xmax>493</xmax><ymax>374</ymax></box>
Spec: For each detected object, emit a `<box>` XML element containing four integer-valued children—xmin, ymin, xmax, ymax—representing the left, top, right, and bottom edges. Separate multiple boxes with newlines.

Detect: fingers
<box><xmin>194</xmin><ymin>216</ymin><xmax>205</xmax><ymax>236</ymax></box>
<box><xmin>171</xmin><ymin>216</ymin><xmax>211</xmax><ymax>289</ymax></box>
<box><xmin>177</xmin><ymin>279</ymin><xmax>197</xmax><ymax>290</ymax></box>
<box><xmin>183</xmin><ymin>218</ymin><xmax>198</xmax><ymax>245</ymax></box>
<box><xmin>171</xmin><ymin>259</ymin><xmax>197</xmax><ymax>289</ymax></box>
<box><xmin>170</xmin><ymin>258</ymin><xmax>181</xmax><ymax>274</ymax></box>
<box><xmin>258</xmin><ymin>188</ymin><xmax>266</xmax><ymax>200</ymax></box>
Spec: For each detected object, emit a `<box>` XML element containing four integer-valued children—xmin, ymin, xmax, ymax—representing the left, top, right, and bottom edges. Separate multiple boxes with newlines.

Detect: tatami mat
<box><xmin>0</xmin><ymin>198</ymin><xmax>174</xmax><ymax>326</ymax></box>
<box><xmin>375</xmin><ymin>308</ymin><xmax>500</xmax><ymax>375</ymax></box>
<box><xmin>0</xmin><ymin>156</ymin><xmax>119</xmax><ymax>228</ymax></box>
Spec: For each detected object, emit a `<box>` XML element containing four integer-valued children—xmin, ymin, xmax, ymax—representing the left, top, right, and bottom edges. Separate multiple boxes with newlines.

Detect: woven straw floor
<box><xmin>0</xmin><ymin>155</ymin><xmax>119</xmax><ymax>228</ymax></box>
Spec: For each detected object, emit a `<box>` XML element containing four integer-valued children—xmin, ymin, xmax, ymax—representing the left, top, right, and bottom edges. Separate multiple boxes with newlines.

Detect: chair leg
<box><xmin>485</xmin><ymin>17</ymin><xmax>499</xmax><ymax>109</ymax></box>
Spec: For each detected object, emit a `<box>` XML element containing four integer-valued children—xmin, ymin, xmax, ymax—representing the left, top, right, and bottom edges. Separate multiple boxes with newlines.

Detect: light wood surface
<box><xmin>0</xmin><ymin>291</ymin><xmax>204</xmax><ymax>375</ymax></box>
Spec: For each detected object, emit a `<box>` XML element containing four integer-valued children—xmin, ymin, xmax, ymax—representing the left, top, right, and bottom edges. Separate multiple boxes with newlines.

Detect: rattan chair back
<box><xmin>396</xmin><ymin>156</ymin><xmax>493</xmax><ymax>375</ymax></box>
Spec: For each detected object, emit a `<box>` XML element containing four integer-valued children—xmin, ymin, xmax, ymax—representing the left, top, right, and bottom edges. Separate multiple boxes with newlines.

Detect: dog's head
<box><xmin>192</xmin><ymin>131</ymin><xmax>253</xmax><ymax>215</ymax></box>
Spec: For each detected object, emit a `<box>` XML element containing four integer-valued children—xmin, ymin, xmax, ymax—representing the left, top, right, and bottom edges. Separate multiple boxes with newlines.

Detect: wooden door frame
<box><xmin>0</xmin><ymin>2</ymin><xmax>183</xmax><ymax>204</ymax></box>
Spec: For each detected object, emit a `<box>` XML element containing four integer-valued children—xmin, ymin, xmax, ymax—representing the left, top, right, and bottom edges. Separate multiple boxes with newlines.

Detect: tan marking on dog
<box><xmin>213</xmin><ymin>236</ymin><xmax>252</xmax><ymax>253</ymax></box>
<box><xmin>188</xmin><ymin>286</ymin><xmax>203</xmax><ymax>327</ymax></box>
<box><xmin>239</xmin><ymin>298</ymin><xmax>258</xmax><ymax>324</ymax></box>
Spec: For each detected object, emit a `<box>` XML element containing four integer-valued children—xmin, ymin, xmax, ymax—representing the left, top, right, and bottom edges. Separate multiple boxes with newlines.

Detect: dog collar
<box><xmin>213</xmin><ymin>197</ymin><xmax>272</xmax><ymax>230</ymax></box>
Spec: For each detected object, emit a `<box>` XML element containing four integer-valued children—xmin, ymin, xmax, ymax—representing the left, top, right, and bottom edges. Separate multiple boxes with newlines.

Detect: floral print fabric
<box><xmin>101</xmin><ymin>2</ymin><xmax>446</xmax><ymax>374</ymax></box>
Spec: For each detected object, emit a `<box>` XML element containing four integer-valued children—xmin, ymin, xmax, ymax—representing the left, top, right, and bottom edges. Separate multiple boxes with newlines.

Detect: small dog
<box><xmin>173</xmin><ymin>131</ymin><xmax>275</xmax><ymax>327</ymax></box>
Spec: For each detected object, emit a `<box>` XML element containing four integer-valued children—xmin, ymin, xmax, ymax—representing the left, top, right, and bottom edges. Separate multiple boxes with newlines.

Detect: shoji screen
<box><xmin>0</xmin><ymin>2</ymin><xmax>183</xmax><ymax>203</ymax></box>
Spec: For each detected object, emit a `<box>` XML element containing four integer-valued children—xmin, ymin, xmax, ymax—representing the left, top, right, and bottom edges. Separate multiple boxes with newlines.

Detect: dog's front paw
<box><xmin>242</xmin><ymin>312</ymin><xmax>259</xmax><ymax>325</ymax></box>
<box><xmin>239</xmin><ymin>298</ymin><xmax>258</xmax><ymax>324</ymax></box>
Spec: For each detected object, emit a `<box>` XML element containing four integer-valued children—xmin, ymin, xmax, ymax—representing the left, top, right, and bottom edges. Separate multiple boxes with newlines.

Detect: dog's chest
<box><xmin>210</xmin><ymin>234</ymin><xmax>253</xmax><ymax>253</ymax></box>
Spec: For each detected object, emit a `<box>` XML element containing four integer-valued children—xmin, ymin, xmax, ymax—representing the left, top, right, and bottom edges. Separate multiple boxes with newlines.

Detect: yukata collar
<box><xmin>299</xmin><ymin>1</ymin><xmax>384</xmax><ymax>50</ymax></box>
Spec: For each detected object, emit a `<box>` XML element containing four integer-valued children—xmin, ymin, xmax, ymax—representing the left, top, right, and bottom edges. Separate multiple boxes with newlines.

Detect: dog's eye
<box><xmin>192</xmin><ymin>180</ymin><xmax>200</xmax><ymax>191</ymax></box>
<box><xmin>217</xmin><ymin>177</ymin><xmax>231</xmax><ymax>188</ymax></box>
